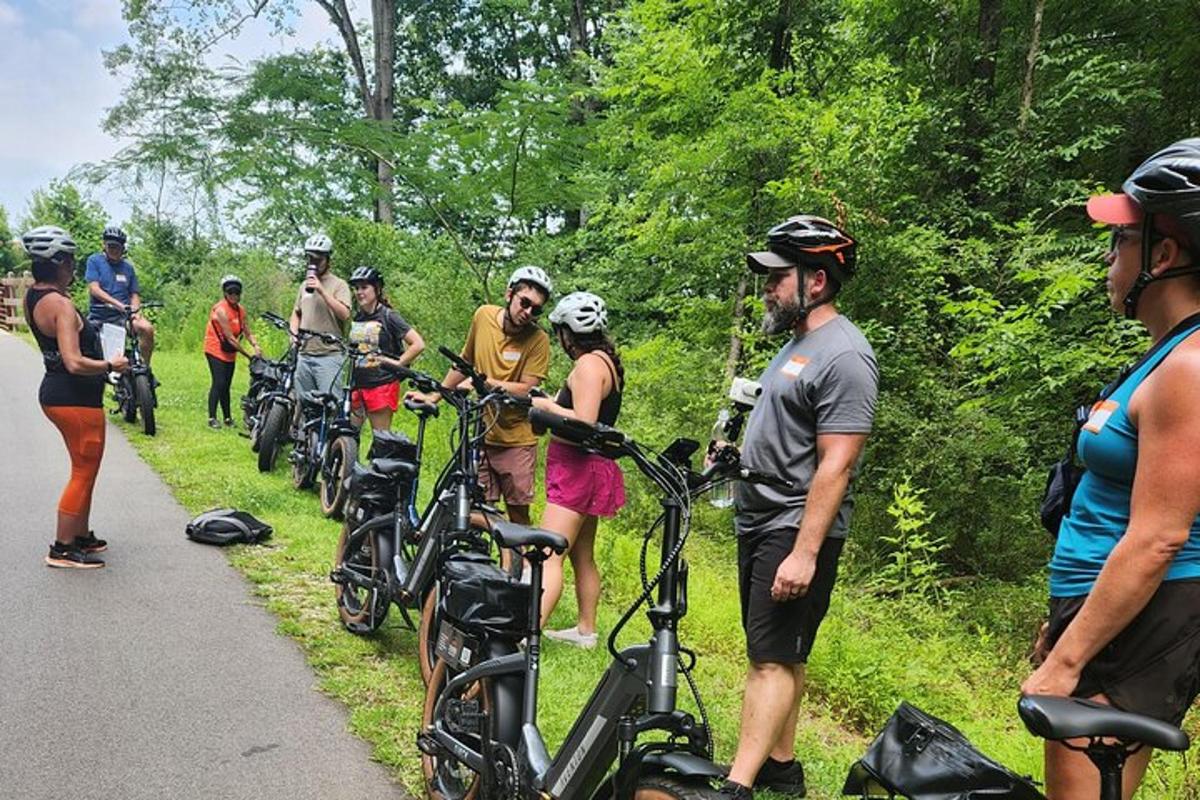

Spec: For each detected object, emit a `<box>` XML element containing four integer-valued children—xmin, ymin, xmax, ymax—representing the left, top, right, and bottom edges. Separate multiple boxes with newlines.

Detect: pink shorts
<box><xmin>351</xmin><ymin>382</ymin><xmax>399</xmax><ymax>413</ymax></box>
<box><xmin>545</xmin><ymin>439</ymin><xmax>626</xmax><ymax>518</ymax></box>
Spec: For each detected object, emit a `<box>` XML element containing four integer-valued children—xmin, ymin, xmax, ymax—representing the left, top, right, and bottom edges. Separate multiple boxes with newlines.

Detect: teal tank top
<box><xmin>1049</xmin><ymin>315</ymin><xmax>1200</xmax><ymax>597</ymax></box>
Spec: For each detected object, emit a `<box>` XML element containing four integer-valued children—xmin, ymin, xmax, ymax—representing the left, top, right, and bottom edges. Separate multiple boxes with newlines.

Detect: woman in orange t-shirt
<box><xmin>204</xmin><ymin>274</ymin><xmax>261</xmax><ymax>428</ymax></box>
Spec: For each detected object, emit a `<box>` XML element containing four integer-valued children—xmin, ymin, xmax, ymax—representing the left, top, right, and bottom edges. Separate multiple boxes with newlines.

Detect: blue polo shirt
<box><xmin>85</xmin><ymin>252</ymin><xmax>140</xmax><ymax>324</ymax></box>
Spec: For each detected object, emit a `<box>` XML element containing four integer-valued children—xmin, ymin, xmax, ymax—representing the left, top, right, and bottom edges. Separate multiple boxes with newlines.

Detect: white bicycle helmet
<box><xmin>22</xmin><ymin>225</ymin><xmax>77</xmax><ymax>261</ymax></box>
<box><xmin>220</xmin><ymin>274</ymin><xmax>243</xmax><ymax>291</ymax></box>
<box><xmin>304</xmin><ymin>233</ymin><xmax>333</xmax><ymax>254</ymax></box>
<box><xmin>508</xmin><ymin>265</ymin><xmax>553</xmax><ymax>297</ymax></box>
<box><xmin>549</xmin><ymin>291</ymin><xmax>608</xmax><ymax>334</ymax></box>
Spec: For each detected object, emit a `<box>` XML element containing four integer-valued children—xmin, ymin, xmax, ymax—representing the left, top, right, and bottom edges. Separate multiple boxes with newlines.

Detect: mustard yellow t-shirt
<box><xmin>461</xmin><ymin>305</ymin><xmax>550</xmax><ymax>447</ymax></box>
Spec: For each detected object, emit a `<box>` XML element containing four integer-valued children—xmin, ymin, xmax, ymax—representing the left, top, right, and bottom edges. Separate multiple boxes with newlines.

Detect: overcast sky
<box><xmin>0</xmin><ymin>0</ymin><xmax>342</xmax><ymax>229</ymax></box>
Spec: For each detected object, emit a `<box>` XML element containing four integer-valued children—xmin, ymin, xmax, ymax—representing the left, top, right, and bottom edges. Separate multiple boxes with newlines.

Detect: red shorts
<box><xmin>545</xmin><ymin>439</ymin><xmax>626</xmax><ymax>518</ymax></box>
<box><xmin>351</xmin><ymin>382</ymin><xmax>399</xmax><ymax>414</ymax></box>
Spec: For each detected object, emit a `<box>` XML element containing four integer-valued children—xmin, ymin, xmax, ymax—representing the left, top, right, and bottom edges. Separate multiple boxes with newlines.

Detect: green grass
<box><xmin>106</xmin><ymin>347</ymin><xmax>1198</xmax><ymax>799</ymax></box>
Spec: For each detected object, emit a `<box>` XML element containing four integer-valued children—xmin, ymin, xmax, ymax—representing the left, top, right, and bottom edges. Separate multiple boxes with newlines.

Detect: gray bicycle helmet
<box><xmin>1087</xmin><ymin>138</ymin><xmax>1200</xmax><ymax>317</ymax></box>
<box><xmin>349</xmin><ymin>266</ymin><xmax>383</xmax><ymax>287</ymax></box>
<box><xmin>220</xmin><ymin>274</ymin><xmax>243</xmax><ymax>292</ymax></box>
<box><xmin>508</xmin><ymin>265</ymin><xmax>553</xmax><ymax>297</ymax></box>
<box><xmin>549</xmin><ymin>291</ymin><xmax>608</xmax><ymax>334</ymax></box>
<box><xmin>22</xmin><ymin>225</ymin><xmax>77</xmax><ymax>262</ymax></box>
<box><xmin>102</xmin><ymin>224</ymin><xmax>127</xmax><ymax>245</ymax></box>
<box><xmin>748</xmin><ymin>215</ymin><xmax>857</xmax><ymax>283</ymax></box>
<box><xmin>304</xmin><ymin>233</ymin><xmax>333</xmax><ymax>254</ymax></box>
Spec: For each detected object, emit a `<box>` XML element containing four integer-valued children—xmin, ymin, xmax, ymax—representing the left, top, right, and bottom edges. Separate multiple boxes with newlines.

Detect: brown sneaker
<box><xmin>46</xmin><ymin>542</ymin><xmax>105</xmax><ymax>569</ymax></box>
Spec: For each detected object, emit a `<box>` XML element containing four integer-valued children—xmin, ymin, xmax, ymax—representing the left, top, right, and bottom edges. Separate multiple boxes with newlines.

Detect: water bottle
<box><xmin>304</xmin><ymin>264</ymin><xmax>317</xmax><ymax>293</ymax></box>
<box><xmin>709</xmin><ymin>409</ymin><xmax>735</xmax><ymax>509</ymax></box>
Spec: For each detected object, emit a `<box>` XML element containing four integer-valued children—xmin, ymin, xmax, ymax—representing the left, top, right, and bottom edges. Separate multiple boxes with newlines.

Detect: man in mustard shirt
<box><xmin>411</xmin><ymin>266</ymin><xmax>552</xmax><ymax>525</ymax></box>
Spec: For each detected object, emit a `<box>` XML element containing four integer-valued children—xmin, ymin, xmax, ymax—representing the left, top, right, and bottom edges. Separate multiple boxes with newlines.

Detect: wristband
<box><xmin>105</xmin><ymin>360</ymin><xmax>112</xmax><ymax>373</ymax></box>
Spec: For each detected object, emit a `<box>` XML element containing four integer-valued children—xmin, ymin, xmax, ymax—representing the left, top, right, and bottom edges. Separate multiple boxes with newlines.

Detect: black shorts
<box><xmin>737</xmin><ymin>531</ymin><xmax>844</xmax><ymax>664</ymax></box>
<box><xmin>1046</xmin><ymin>579</ymin><xmax>1200</xmax><ymax>725</ymax></box>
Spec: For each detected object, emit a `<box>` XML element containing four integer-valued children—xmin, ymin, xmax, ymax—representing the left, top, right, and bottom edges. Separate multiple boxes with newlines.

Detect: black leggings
<box><xmin>206</xmin><ymin>353</ymin><xmax>236</xmax><ymax>420</ymax></box>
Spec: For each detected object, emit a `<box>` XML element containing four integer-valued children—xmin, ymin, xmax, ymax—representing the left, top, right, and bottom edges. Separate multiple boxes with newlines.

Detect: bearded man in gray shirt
<box><xmin>721</xmin><ymin>216</ymin><xmax>879</xmax><ymax>800</ymax></box>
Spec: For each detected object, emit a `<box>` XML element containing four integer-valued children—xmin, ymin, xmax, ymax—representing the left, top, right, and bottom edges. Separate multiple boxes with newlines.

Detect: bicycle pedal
<box><xmin>446</xmin><ymin>699</ymin><xmax>484</xmax><ymax>734</ymax></box>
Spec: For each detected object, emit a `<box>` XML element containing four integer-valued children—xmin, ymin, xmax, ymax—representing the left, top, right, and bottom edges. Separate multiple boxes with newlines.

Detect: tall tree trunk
<box><xmin>372</xmin><ymin>0</ymin><xmax>396</xmax><ymax>225</ymax></box>
<box><xmin>1018</xmin><ymin>0</ymin><xmax>1045</xmax><ymax>134</ymax></box>
<box><xmin>768</xmin><ymin>0</ymin><xmax>793</xmax><ymax>71</ymax></box>
<box><xmin>724</xmin><ymin>272</ymin><xmax>749</xmax><ymax>387</ymax></box>
<box><xmin>973</xmin><ymin>0</ymin><xmax>1002</xmax><ymax>99</ymax></box>
<box><xmin>568</xmin><ymin>0</ymin><xmax>589</xmax><ymax>54</ymax></box>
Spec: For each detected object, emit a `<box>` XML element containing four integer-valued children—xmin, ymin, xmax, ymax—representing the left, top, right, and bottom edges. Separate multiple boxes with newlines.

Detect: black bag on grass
<box><xmin>186</xmin><ymin>508</ymin><xmax>272</xmax><ymax>546</ymax></box>
<box><xmin>842</xmin><ymin>702</ymin><xmax>1044</xmax><ymax>800</ymax></box>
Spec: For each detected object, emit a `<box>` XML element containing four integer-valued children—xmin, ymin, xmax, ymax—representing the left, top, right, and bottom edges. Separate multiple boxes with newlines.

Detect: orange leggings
<box><xmin>42</xmin><ymin>405</ymin><xmax>106</xmax><ymax>519</ymax></box>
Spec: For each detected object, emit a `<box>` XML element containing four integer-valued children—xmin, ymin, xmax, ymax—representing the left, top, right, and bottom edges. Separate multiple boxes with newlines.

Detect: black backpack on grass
<box><xmin>186</xmin><ymin>508</ymin><xmax>273</xmax><ymax>546</ymax></box>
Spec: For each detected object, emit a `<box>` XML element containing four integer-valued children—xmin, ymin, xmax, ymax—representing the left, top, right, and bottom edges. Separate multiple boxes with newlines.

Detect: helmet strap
<box><xmin>1123</xmin><ymin>214</ymin><xmax>1157</xmax><ymax>320</ymax></box>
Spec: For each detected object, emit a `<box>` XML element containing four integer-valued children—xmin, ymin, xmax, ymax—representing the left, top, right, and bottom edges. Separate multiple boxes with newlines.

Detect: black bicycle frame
<box><xmin>428</xmin><ymin>439</ymin><xmax>720</xmax><ymax>800</ymax></box>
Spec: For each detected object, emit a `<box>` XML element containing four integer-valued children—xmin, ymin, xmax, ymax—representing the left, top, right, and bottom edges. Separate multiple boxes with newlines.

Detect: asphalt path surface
<box><xmin>0</xmin><ymin>332</ymin><xmax>405</xmax><ymax>799</ymax></box>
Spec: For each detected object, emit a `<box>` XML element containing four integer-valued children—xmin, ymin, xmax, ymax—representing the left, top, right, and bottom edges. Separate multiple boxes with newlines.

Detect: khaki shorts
<box><xmin>478</xmin><ymin>444</ymin><xmax>537</xmax><ymax>506</ymax></box>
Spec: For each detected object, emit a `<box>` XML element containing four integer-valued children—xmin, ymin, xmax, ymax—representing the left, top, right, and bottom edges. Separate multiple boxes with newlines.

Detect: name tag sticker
<box><xmin>1083</xmin><ymin>400</ymin><xmax>1119</xmax><ymax>434</ymax></box>
<box><xmin>115</xmin><ymin>274</ymin><xmax>128</xmax><ymax>283</ymax></box>
<box><xmin>502</xmin><ymin>349</ymin><xmax>521</xmax><ymax>363</ymax></box>
<box><xmin>779</xmin><ymin>356</ymin><xmax>809</xmax><ymax>379</ymax></box>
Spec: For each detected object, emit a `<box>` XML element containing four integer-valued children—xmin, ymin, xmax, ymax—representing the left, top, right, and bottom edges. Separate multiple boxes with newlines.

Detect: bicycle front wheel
<box><xmin>320</xmin><ymin>435</ymin><xmax>357</xmax><ymax>519</ymax></box>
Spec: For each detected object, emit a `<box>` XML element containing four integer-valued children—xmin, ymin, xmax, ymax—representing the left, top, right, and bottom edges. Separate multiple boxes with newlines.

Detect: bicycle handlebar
<box><xmin>438</xmin><ymin>345</ymin><xmax>491</xmax><ymax>396</ymax></box>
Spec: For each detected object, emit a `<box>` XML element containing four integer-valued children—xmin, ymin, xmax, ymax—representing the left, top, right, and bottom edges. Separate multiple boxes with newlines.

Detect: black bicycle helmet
<box><xmin>349</xmin><ymin>266</ymin><xmax>383</xmax><ymax>287</ymax></box>
<box><xmin>102</xmin><ymin>225</ymin><xmax>127</xmax><ymax>245</ymax></box>
<box><xmin>747</xmin><ymin>215</ymin><xmax>857</xmax><ymax>284</ymax></box>
<box><xmin>1088</xmin><ymin>138</ymin><xmax>1200</xmax><ymax>317</ymax></box>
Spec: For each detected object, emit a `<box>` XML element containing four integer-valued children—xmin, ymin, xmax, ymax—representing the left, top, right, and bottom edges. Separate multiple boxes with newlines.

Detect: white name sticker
<box><xmin>1083</xmin><ymin>400</ymin><xmax>1119</xmax><ymax>434</ymax></box>
<box><xmin>502</xmin><ymin>349</ymin><xmax>521</xmax><ymax>363</ymax></box>
<box><xmin>779</xmin><ymin>356</ymin><xmax>809</xmax><ymax>379</ymax></box>
<box><xmin>115</xmin><ymin>274</ymin><xmax>128</xmax><ymax>283</ymax></box>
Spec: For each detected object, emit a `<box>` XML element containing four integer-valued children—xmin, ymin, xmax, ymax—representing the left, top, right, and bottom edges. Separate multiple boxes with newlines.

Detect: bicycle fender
<box><xmin>639</xmin><ymin>752</ymin><xmax>724</xmax><ymax>779</ymax></box>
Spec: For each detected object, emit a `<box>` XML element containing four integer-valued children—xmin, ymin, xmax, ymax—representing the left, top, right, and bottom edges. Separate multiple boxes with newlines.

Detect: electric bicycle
<box><xmin>110</xmin><ymin>301</ymin><xmax>161</xmax><ymax>436</ymax></box>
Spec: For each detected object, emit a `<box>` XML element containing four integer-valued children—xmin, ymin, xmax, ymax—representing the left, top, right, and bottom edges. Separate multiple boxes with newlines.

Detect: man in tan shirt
<box><xmin>289</xmin><ymin>233</ymin><xmax>352</xmax><ymax>403</ymax></box>
<box><xmin>411</xmin><ymin>266</ymin><xmax>552</xmax><ymax>525</ymax></box>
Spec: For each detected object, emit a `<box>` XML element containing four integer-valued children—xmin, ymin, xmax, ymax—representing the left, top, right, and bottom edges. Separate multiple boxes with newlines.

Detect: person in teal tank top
<box><xmin>1023</xmin><ymin>139</ymin><xmax>1200</xmax><ymax>799</ymax></box>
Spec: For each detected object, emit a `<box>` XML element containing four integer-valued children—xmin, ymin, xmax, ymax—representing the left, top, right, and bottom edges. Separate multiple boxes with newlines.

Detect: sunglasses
<box><xmin>225</xmin><ymin>288</ymin><xmax>242</xmax><ymax>296</ymax></box>
<box><xmin>517</xmin><ymin>295</ymin><xmax>544</xmax><ymax>316</ymax></box>
<box><xmin>1108</xmin><ymin>227</ymin><xmax>1162</xmax><ymax>253</ymax></box>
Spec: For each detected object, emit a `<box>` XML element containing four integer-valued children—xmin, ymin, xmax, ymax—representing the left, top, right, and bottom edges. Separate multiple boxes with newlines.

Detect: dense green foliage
<box><xmin>12</xmin><ymin>0</ymin><xmax>1200</xmax><ymax>791</ymax></box>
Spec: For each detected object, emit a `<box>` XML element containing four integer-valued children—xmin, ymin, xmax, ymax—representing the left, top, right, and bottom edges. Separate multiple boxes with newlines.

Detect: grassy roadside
<box><xmin>107</xmin><ymin>347</ymin><xmax>1196</xmax><ymax>799</ymax></box>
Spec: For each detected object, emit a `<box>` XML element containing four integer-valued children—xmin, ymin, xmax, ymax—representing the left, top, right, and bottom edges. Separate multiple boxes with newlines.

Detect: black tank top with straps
<box><xmin>25</xmin><ymin>286</ymin><xmax>106</xmax><ymax>408</ymax></box>
<box><xmin>554</xmin><ymin>351</ymin><xmax>623</xmax><ymax>428</ymax></box>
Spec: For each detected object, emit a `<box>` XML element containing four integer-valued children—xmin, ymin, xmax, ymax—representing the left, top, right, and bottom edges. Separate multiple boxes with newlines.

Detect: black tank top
<box><xmin>25</xmin><ymin>286</ymin><xmax>106</xmax><ymax>408</ymax></box>
<box><xmin>554</xmin><ymin>352</ymin><xmax>623</xmax><ymax>427</ymax></box>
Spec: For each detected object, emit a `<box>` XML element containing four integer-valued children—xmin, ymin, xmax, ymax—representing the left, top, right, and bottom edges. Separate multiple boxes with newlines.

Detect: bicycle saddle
<box><xmin>301</xmin><ymin>390</ymin><xmax>337</xmax><ymax>407</ymax></box>
<box><xmin>403</xmin><ymin>398</ymin><xmax>439</xmax><ymax>417</ymax></box>
<box><xmin>369</xmin><ymin>458</ymin><xmax>419</xmax><ymax>479</ymax></box>
<box><xmin>1018</xmin><ymin>695</ymin><xmax>1189</xmax><ymax>751</ymax></box>
<box><xmin>491</xmin><ymin>520</ymin><xmax>568</xmax><ymax>554</ymax></box>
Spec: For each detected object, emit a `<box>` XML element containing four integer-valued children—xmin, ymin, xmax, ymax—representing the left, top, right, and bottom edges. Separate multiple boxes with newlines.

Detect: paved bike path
<box><xmin>0</xmin><ymin>332</ymin><xmax>405</xmax><ymax>799</ymax></box>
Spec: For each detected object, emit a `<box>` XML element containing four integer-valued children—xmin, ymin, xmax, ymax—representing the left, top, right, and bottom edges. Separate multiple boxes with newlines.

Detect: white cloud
<box><xmin>0</xmin><ymin>2</ymin><xmax>22</xmax><ymax>27</ymax></box>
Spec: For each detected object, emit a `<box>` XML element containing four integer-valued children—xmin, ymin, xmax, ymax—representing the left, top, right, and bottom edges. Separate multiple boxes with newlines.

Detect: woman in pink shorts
<box><xmin>531</xmin><ymin>291</ymin><xmax>625</xmax><ymax>648</ymax></box>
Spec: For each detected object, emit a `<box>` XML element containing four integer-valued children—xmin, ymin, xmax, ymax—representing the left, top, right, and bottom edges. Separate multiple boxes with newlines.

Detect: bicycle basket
<box><xmin>369</xmin><ymin>429</ymin><xmax>417</xmax><ymax>462</ymax></box>
<box><xmin>842</xmin><ymin>702</ymin><xmax>1045</xmax><ymax>799</ymax></box>
<box><xmin>440</xmin><ymin>559</ymin><xmax>530</xmax><ymax>636</ymax></box>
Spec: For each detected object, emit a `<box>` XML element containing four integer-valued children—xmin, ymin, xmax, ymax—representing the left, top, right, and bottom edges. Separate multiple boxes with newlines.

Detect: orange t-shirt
<box><xmin>204</xmin><ymin>299</ymin><xmax>246</xmax><ymax>362</ymax></box>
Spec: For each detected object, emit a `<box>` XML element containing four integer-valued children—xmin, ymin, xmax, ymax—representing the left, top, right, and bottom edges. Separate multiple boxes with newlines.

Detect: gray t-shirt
<box><xmin>734</xmin><ymin>314</ymin><xmax>879</xmax><ymax>539</ymax></box>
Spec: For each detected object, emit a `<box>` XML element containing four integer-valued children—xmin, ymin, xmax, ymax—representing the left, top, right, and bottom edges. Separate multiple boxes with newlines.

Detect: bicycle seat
<box><xmin>1018</xmin><ymin>695</ymin><xmax>1190</xmax><ymax>751</ymax></box>
<box><xmin>370</xmin><ymin>458</ymin><xmax>419</xmax><ymax>479</ymax></box>
<box><xmin>403</xmin><ymin>398</ymin><xmax>439</xmax><ymax>417</ymax></box>
<box><xmin>491</xmin><ymin>520</ymin><xmax>568</xmax><ymax>554</ymax></box>
<box><xmin>301</xmin><ymin>390</ymin><xmax>337</xmax><ymax>408</ymax></box>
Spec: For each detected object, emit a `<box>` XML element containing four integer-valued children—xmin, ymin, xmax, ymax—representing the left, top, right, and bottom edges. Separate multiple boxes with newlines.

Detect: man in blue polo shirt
<box><xmin>86</xmin><ymin>225</ymin><xmax>154</xmax><ymax>364</ymax></box>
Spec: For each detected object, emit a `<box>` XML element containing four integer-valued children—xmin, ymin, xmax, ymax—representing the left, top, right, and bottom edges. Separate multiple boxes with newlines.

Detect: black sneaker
<box><xmin>208</xmin><ymin>418</ymin><xmax>221</xmax><ymax>429</ymax></box>
<box><xmin>46</xmin><ymin>542</ymin><xmax>104</xmax><ymax>570</ymax></box>
<box><xmin>754</xmin><ymin>758</ymin><xmax>806</xmax><ymax>797</ymax></box>
<box><xmin>75</xmin><ymin>531</ymin><xmax>108</xmax><ymax>553</ymax></box>
<box><xmin>223</xmin><ymin>418</ymin><xmax>235</xmax><ymax>427</ymax></box>
<box><xmin>718</xmin><ymin>781</ymin><xmax>753</xmax><ymax>800</ymax></box>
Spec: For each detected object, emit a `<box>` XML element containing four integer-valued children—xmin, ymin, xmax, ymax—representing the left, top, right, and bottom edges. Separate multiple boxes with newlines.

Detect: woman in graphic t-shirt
<box><xmin>347</xmin><ymin>266</ymin><xmax>425</xmax><ymax>432</ymax></box>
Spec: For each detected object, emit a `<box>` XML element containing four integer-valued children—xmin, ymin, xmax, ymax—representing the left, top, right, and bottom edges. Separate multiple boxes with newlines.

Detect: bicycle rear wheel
<box><xmin>333</xmin><ymin>520</ymin><xmax>390</xmax><ymax>634</ymax></box>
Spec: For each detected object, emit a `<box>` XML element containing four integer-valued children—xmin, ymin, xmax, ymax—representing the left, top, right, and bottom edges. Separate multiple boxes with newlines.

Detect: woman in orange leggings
<box><xmin>22</xmin><ymin>226</ymin><xmax>129</xmax><ymax>569</ymax></box>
